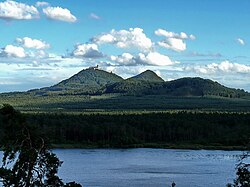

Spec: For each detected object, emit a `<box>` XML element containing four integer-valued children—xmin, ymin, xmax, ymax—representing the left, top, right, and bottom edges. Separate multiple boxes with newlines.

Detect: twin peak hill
<box><xmin>27</xmin><ymin>67</ymin><xmax>249</xmax><ymax>98</ymax></box>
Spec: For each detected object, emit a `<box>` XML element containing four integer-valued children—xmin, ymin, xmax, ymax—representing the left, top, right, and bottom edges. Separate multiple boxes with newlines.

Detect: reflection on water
<box><xmin>0</xmin><ymin>148</ymin><xmax>244</xmax><ymax>187</ymax></box>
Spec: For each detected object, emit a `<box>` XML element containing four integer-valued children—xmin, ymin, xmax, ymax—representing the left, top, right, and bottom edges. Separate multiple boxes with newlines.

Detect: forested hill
<box><xmin>105</xmin><ymin>72</ymin><xmax>249</xmax><ymax>98</ymax></box>
<box><xmin>29</xmin><ymin>68</ymin><xmax>124</xmax><ymax>95</ymax></box>
<box><xmin>4</xmin><ymin>68</ymin><xmax>250</xmax><ymax>98</ymax></box>
<box><xmin>127</xmin><ymin>70</ymin><xmax>165</xmax><ymax>82</ymax></box>
<box><xmin>55</xmin><ymin>68</ymin><xmax>124</xmax><ymax>89</ymax></box>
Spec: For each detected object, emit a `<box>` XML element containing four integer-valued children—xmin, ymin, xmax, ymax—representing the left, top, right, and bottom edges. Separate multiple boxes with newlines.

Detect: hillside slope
<box><xmin>127</xmin><ymin>70</ymin><xmax>164</xmax><ymax>82</ymax></box>
<box><xmin>106</xmin><ymin>74</ymin><xmax>249</xmax><ymax>98</ymax></box>
<box><xmin>31</xmin><ymin>68</ymin><xmax>124</xmax><ymax>95</ymax></box>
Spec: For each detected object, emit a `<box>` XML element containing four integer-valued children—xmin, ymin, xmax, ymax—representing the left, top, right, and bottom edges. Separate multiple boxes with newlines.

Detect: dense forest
<box><xmin>23</xmin><ymin>111</ymin><xmax>250</xmax><ymax>149</ymax></box>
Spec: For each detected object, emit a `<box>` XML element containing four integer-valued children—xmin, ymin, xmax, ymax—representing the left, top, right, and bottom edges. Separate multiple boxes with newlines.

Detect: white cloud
<box><xmin>95</xmin><ymin>34</ymin><xmax>115</xmax><ymax>43</ymax></box>
<box><xmin>28</xmin><ymin>50</ymin><xmax>48</xmax><ymax>58</ymax></box>
<box><xmin>155</xmin><ymin>29</ymin><xmax>195</xmax><ymax>40</ymax></box>
<box><xmin>36</xmin><ymin>1</ymin><xmax>49</xmax><ymax>7</ymax></box>
<box><xmin>110</xmin><ymin>52</ymin><xmax>178</xmax><ymax>66</ymax></box>
<box><xmin>92</xmin><ymin>28</ymin><xmax>153</xmax><ymax>52</ymax></box>
<box><xmin>110</xmin><ymin>53</ymin><xmax>134</xmax><ymax>65</ymax></box>
<box><xmin>155</xmin><ymin>28</ymin><xmax>195</xmax><ymax>52</ymax></box>
<box><xmin>43</xmin><ymin>6</ymin><xmax>77</xmax><ymax>22</ymax></box>
<box><xmin>158</xmin><ymin>38</ymin><xmax>186</xmax><ymax>52</ymax></box>
<box><xmin>188</xmin><ymin>51</ymin><xmax>222</xmax><ymax>57</ymax></box>
<box><xmin>187</xmin><ymin>61</ymin><xmax>250</xmax><ymax>74</ymax></box>
<box><xmin>137</xmin><ymin>52</ymin><xmax>178</xmax><ymax>66</ymax></box>
<box><xmin>190</xmin><ymin>34</ymin><xmax>196</xmax><ymax>40</ymax></box>
<box><xmin>16</xmin><ymin>37</ymin><xmax>50</xmax><ymax>49</ymax></box>
<box><xmin>89</xmin><ymin>13</ymin><xmax>100</xmax><ymax>20</ymax></box>
<box><xmin>72</xmin><ymin>43</ymin><xmax>104</xmax><ymax>58</ymax></box>
<box><xmin>237</xmin><ymin>38</ymin><xmax>245</xmax><ymax>46</ymax></box>
<box><xmin>0</xmin><ymin>0</ymin><xmax>39</xmax><ymax>20</ymax></box>
<box><xmin>1</xmin><ymin>45</ymin><xmax>26</xmax><ymax>58</ymax></box>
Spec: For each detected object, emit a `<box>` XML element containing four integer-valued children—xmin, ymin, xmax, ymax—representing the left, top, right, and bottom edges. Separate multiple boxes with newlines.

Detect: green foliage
<box><xmin>106</xmin><ymin>76</ymin><xmax>249</xmax><ymax>97</ymax></box>
<box><xmin>2</xmin><ymin>93</ymin><xmax>250</xmax><ymax>113</ymax></box>
<box><xmin>0</xmin><ymin>69</ymin><xmax>250</xmax><ymax>113</ymax></box>
<box><xmin>37</xmin><ymin>68</ymin><xmax>124</xmax><ymax>96</ymax></box>
<box><xmin>127</xmin><ymin>70</ymin><xmax>164</xmax><ymax>82</ymax></box>
<box><xmin>234</xmin><ymin>164</ymin><xmax>250</xmax><ymax>186</ymax></box>
<box><xmin>228</xmin><ymin>151</ymin><xmax>250</xmax><ymax>187</ymax></box>
<box><xmin>0</xmin><ymin>105</ymin><xmax>82</xmax><ymax>187</ymax></box>
<box><xmin>24</xmin><ymin>111</ymin><xmax>250</xmax><ymax>149</ymax></box>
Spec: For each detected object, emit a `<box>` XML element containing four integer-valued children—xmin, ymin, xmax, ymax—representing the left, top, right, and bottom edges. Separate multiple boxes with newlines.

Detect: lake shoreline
<box><xmin>51</xmin><ymin>143</ymin><xmax>248</xmax><ymax>151</ymax></box>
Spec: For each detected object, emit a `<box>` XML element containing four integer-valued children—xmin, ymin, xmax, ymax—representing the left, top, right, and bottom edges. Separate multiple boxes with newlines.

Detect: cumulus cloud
<box><xmin>155</xmin><ymin>29</ymin><xmax>195</xmax><ymax>40</ymax></box>
<box><xmin>110</xmin><ymin>52</ymin><xmax>177</xmax><ymax>66</ymax></box>
<box><xmin>43</xmin><ymin>6</ymin><xmax>77</xmax><ymax>22</ymax></box>
<box><xmin>16</xmin><ymin>37</ymin><xmax>50</xmax><ymax>49</ymax></box>
<box><xmin>72</xmin><ymin>43</ymin><xmax>104</xmax><ymax>58</ymax></box>
<box><xmin>92</xmin><ymin>28</ymin><xmax>153</xmax><ymax>52</ymax></box>
<box><xmin>137</xmin><ymin>52</ymin><xmax>178</xmax><ymax>66</ymax></box>
<box><xmin>35</xmin><ymin>1</ymin><xmax>49</xmax><ymax>7</ymax></box>
<box><xmin>1</xmin><ymin>45</ymin><xmax>26</xmax><ymax>58</ymax></box>
<box><xmin>155</xmin><ymin>29</ymin><xmax>195</xmax><ymax>52</ymax></box>
<box><xmin>237</xmin><ymin>38</ymin><xmax>245</xmax><ymax>46</ymax></box>
<box><xmin>0</xmin><ymin>0</ymin><xmax>39</xmax><ymax>20</ymax></box>
<box><xmin>89</xmin><ymin>13</ymin><xmax>100</xmax><ymax>20</ymax></box>
<box><xmin>158</xmin><ymin>38</ymin><xmax>186</xmax><ymax>52</ymax></box>
<box><xmin>110</xmin><ymin>53</ymin><xmax>134</xmax><ymax>65</ymax></box>
<box><xmin>186</xmin><ymin>61</ymin><xmax>250</xmax><ymax>74</ymax></box>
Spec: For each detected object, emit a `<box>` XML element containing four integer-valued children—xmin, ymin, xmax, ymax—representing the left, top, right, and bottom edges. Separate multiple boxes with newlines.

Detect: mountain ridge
<box><xmin>3</xmin><ymin>68</ymin><xmax>250</xmax><ymax>98</ymax></box>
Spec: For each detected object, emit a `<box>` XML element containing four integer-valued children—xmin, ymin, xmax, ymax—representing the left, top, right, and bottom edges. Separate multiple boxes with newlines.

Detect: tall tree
<box><xmin>227</xmin><ymin>141</ymin><xmax>250</xmax><ymax>187</ymax></box>
<box><xmin>0</xmin><ymin>104</ymin><xmax>81</xmax><ymax>187</ymax></box>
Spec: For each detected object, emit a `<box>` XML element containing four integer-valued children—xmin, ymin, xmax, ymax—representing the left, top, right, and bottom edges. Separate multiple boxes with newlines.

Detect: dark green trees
<box><xmin>232</xmin><ymin>152</ymin><xmax>250</xmax><ymax>187</ymax></box>
<box><xmin>0</xmin><ymin>104</ymin><xmax>81</xmax><ymax>187</ymax></box>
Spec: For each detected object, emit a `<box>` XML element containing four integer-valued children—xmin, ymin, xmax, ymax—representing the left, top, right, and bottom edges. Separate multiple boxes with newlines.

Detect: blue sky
<box><xmin>0</xmin><ymin>0</ymin><xmax>250</xmax><ymax>92</ymax></box>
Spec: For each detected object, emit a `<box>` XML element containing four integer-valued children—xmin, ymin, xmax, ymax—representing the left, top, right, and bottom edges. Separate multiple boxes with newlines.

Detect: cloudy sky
<box><xmin>0</xmin><ymin>0</ymin><xmax>250</xmax><ymax>92</ymax></box>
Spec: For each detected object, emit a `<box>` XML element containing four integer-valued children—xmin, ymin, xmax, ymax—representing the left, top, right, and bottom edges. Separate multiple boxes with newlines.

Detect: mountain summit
<box><xmin>127</xmin><ymin>70</ymin><xmax>164</xmax><ymax>82</ymax></box>
<box><xmin>37</xmin><ymin>68</ymin><xmax>123</xmax><ymax>95</ymax></box>
<box><xmin>54</xmin><ymin>68</ymin><xmax>123</xmax><ymax>89</ymax></box>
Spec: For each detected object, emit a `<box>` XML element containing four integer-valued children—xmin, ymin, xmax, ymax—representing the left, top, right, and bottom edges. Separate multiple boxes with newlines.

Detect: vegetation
<box><xmin>0</xmin><ymin>105</ymin><xmax>81</xmax><ymax>186</ymax></box>
<box><xmin>106</xmin><ymin>76</ymin><xmax>249</xmax><ymax>97</ymax></box>
<box><xmin>22</xmin><ymin>111</ymin><xmax>250</xmax><ymax>150</ymax></box>
<box><xmin>126</xmin><ymin>70</ymin><xmax>164</xmax><ymax>82</ymax></box>
<box><xmin>30</xmin><ymin>69</ymin><xmax>123</xmax><ymax>96</ymax></box>
<box><xmin>228</xmin><ymin>148</ymin><xmax>250</xmax><ymax>187</ymax></box>
<box><xmin>1</xmin><ymin>104</ymin><xmax>249</xmax><ymax>186</ymax></box>
<box><xmin>0</xmin><ymin>56</ymin><xmax>249</xmax><ymax>186</ymax></box>
<box><xmin>0</xmin><ymin>68</ymin><xmax>249</xmax><ymax>115</ymax></box>
<box><xmin>1</xmin><ymin>94</ymin><xmax>250</xmax><ymax>113</ymax></box>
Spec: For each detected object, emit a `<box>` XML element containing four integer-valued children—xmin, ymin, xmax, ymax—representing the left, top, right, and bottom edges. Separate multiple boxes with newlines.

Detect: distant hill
<box><xmin>30</xmin><ymin>68</ymin><xmax>124</xmax><ymax>95</ymax></box>
<box><xmin>145</xmin><ymin>77</ymin><xmax>248</xmax><ymax>97</ymax></box>
<box><xmin>105</xmin><ymin>76</ymin><xmax>248</xmax><ymax>98</ymax></box>
<box><xmin>54</xmin><ymin>68</ymin><xmax>123</xmax><ymax>89</ymax></box>
<box><xmin>5</xmin><ymin>68</ymin><xmax>250</xmax><ymax>98</ymax></box>
<box><xmin>127</xmin><ymin>70</ymin><xmax>164</xmax><ymax>82</ymax></box>
<box><xmin>105</xmin><ymin>70</ymin><xmax>164</xmax><ymax>94</ymax></box>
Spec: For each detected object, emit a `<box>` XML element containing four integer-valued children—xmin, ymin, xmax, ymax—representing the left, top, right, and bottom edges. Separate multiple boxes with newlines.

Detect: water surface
<box><xmin>53</xmin><ymin>148</ymin><xmax>242</xmax><ymax>187</ymax></box>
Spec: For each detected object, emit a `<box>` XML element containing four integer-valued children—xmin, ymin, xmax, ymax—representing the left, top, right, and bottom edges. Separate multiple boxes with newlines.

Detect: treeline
<box><xmin>24</xmin><ymin>112</ymin><xmax>250</xmax><ymax>149</ymax></box>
